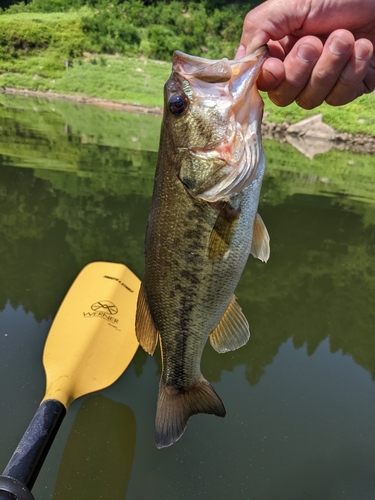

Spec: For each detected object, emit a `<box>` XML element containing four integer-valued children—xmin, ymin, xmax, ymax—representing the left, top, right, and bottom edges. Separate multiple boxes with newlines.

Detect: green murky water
<box><xmin>0</xmin><ymin>94</ymin><xmax>375</xmax><ymax>500</ymax></box>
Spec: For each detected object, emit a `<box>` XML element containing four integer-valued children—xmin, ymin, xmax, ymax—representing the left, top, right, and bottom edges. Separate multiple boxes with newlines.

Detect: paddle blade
<box><xmin>42</xmin><ymin>262</ymin><xmax>140</xmax><ymax>408</ymax></box>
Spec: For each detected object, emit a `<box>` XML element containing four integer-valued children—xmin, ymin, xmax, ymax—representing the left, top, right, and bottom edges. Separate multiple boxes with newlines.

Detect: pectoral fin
<box><xmin>209</xmin><ymin>295</ymin><xmax>250</xmax><ymax>353</ymax></box>
<box><xmin>208</xmin><ymin>202</ymin><xmax>241</xmax><ymax>261</ymax></box>
<box><xmin>250</xmin><ymin>212</ymin><xmax>270</xmax><ymax>263</ymax></box>
<box><xmin>135</xmin><ymin>283</ymin><xmax>159</xmax><ymax>355</ymax></box>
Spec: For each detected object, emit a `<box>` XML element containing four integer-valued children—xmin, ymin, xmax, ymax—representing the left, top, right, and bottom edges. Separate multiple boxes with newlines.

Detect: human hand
<box><xmin>236</xmin><ymin>0</ymin><xmax>375</xmax><ymax>108</ymax></box>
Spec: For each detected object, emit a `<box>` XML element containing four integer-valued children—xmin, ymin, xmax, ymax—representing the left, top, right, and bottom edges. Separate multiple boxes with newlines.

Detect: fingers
<box><xmin>295</xmin><ymin>30</ymin><xmax>356</xmax><ymax>108</ymax></box>
<box><xmin>325</xmin><ymin>39</ymin><xmax>374</xmax><ymax>105</ymax></box>
<box><xmin>256</xmin><ymin>58</ymin><xmax>286</xmax><ymax>91</ymax></box>
<box><xmin>238</xmin><ymin>0</ymin><xmax>310</xmax><ymax>55</ymax></box>
<box><xmin>263</xmin><ymin>30</ymin><xmax>374</xmax><ymax>109</ymax></box>
<box><xmin>265</xmin><ymin>37</ymin><xmax>324</xmax><ymax>106</ymax></box>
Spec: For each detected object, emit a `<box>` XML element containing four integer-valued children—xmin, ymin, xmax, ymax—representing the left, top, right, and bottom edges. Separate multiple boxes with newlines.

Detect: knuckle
<box><xmin>313</xmin><ymin>68</ymin><xmax>337</xmax><ymax>85</ymax></box>
<box><xmin>325</xmin><ymin>94</ymin><xmax>345</xmax><ymax>106</ymax></box>
<box><xmin>268</xmin><ymin>91</ymin><xmax>292</xmax><ymax>107</ymax></box>
<box><xmin>295</xmin><ymin>97</ymin><xmax>323</xmax><ymax>110</ymax></box>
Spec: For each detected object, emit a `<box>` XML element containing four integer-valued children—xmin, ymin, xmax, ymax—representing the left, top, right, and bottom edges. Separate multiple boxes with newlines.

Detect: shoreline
<box><xmin>0</xmin><ymin>87</ymin><xmax>164</xmax><ymax>115</ymax></box>
<box><xmin>2</xmin><ymin>86</ymin><xmax>375</xmax><ymax>155</ymax></box>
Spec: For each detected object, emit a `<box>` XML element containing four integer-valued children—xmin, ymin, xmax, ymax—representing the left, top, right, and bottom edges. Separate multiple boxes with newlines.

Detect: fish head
<box><xmin>162</xmin><ymin>46</ymin><xmax>268</xmax><ymax>202</ymax></box>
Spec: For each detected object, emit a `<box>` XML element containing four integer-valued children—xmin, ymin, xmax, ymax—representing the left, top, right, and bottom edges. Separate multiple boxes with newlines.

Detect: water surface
<box><xmin>0</xmin><ymin>94</ymin><xmax>375</xmax><ymax>500</ymax></box>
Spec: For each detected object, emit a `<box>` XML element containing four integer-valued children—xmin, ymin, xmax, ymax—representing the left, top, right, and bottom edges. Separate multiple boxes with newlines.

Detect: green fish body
<box><xmin>136</xmin><ymin>47</ymin><xmax>270</xmax><ymax>448</ymax></box>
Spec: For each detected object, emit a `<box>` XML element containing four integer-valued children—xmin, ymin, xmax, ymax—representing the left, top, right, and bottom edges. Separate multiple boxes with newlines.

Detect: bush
<box><xmin>1</xmin><ymin>0</ymin><xmax>81</xmax><ymax>14</ymax></box>
<box><xmin>1</xmin><ymin>0</ymin><xmax>264</xmax><ymax>62</ymax></box>
<box><xmin>142</xmin><ymin>25</ymin><xmax>180</xmax><ymax>60</ymax></box>
<box><xmin>81</xmin><ymin>10</ymin><xmax>140</xmax><ymax>54</ymax></box>
<box><xmin>0</xmin><ymin>13</ymin><xmax>86</xmax><ymax>59</ymax></box>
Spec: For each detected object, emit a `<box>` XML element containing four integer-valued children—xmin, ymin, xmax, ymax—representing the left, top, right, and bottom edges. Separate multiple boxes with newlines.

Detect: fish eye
<box><xmin>169</xmin><ymin>95</ymin><xmax>187</xmax><ymax>115</ymax></box>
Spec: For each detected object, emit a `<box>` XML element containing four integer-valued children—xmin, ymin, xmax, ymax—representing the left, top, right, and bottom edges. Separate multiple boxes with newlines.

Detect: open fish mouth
<box><xmin>171</xmin><ymin>47</ymin><xmax>268</xmax><ymax>202</ymax></box>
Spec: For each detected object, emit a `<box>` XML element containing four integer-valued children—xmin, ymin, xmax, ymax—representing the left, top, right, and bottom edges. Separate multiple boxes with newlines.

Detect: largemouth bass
<box><xmin>136</xmin><ymin>47</ymin><xmax>270</xmax><ymax>449</ymax></box>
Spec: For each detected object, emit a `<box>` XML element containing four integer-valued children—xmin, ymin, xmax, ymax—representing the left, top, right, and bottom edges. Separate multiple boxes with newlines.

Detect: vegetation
<box><xmin>0</xmin><ymin>0</ymin><xmax>375</xmax><ymax>136</ymax></box>
<box><xmin>1</xmin><ymin>1</ymin><xmax>257</xmax><ymax>60</ymax></box>
<box><xmin>263</xmin><ymin>93</ymin><xmax>375</xmax><ymax>137</ymax></box>
<box><xmin>0</xmin><ymin>53</ymin><xmax>171</xmax><ymax>107</ymax></box>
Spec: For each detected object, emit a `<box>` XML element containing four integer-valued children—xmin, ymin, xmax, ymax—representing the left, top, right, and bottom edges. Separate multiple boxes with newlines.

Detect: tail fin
<box><xmin>155</xmin><ymin>377</ymin><xmax>226</xmax><ymax>449</ymax></box>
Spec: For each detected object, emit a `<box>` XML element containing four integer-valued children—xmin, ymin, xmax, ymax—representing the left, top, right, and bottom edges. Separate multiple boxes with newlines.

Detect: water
<box><xmin>0</xmin><ymin>94</ymin><xmax>375</xmax><ymax>500</ymax></box>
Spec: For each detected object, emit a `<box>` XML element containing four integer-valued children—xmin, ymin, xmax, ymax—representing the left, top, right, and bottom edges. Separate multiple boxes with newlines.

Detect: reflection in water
<box><xmin>1</xmin><ymin>147</ymin><xmax>375</xmax><ymax>385</ymax></box>
<box><xmin>207</xmin><ymin>195</ymin><xmax>375</xmax><ymax>386</ymax></box>
<box><xmin>53</xmin><ymin>395</ymin><xmax>136</xmax><ymax>500</ymax></box>
<box><xmin>1</xmin><ymin>94</ymin><xmax>375</xmax><ymax>499</ymax></box>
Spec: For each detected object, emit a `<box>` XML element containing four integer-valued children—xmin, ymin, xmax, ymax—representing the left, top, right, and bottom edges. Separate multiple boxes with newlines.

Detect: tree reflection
<box><xmin>1</xmin><ymin>95</ymin><xmax>375</xmax><ymax>389</ymax></box>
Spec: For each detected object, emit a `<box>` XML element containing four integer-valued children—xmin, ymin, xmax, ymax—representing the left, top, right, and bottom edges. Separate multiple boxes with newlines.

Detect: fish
<box><xmin>135</xmin><ymin>46</ymin><xmax>270</xmax><ymax>449</ymax></box>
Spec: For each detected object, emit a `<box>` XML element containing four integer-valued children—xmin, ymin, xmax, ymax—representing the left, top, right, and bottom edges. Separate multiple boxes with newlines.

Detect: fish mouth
<box><xmin>173</xmin><ymin>47</ymin><xmax>267</xmax><ymax>202</ymax></box>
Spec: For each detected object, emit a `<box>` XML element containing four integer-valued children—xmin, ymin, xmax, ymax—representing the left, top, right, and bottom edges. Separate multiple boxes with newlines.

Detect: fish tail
<box><xmin>155</xmin><ymin>377</ymin><xmax>226</xmax><ymax>449</ymax></box>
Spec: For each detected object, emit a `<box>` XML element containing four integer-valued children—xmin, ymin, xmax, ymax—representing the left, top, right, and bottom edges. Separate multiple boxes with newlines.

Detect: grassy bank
<box><xmin>1</xmin><ymin>53</ymin><xmax>170</xmax><ymax>107</ymax></box>
<box><xmin>2</xmin><ymin>51</ymin><xmax>375</xmax><ymax>137</ymax></box>
<box><xmin>0</xmin><ymin>10</ymin><xmax>375</xmax><ymax>135</ymax></box>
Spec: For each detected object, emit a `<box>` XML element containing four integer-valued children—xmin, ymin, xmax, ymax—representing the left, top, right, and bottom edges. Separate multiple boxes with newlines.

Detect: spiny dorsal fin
<box><xmin>135</xmin><ymin>283</ymin><xmax>159</xmax><ymax>355</ymax></box>
<box><xmin>209</xmin><ymin>295</ymin><xmax>250</xmax><ymax>353</ymax></box>
<box><xmin>155</xmin><ymin>377</ymin><xmax>226</xmax><ymax>449</ymax></box>
<box><xmin>250</xmin><ymin>212</ymin><xmax>270</xmax><ymax>263</ymax></box>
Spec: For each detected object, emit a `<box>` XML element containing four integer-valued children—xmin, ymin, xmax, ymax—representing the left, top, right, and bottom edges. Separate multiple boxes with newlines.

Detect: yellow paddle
<box><xmin>0</xmin><ymin>262</ymin><xmax>140</xmax><ymax>500</ymax></box>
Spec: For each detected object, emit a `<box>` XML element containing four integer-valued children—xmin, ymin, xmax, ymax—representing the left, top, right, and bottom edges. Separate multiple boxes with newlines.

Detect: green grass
<box><xmin>263</xmin><ymin>93</ymin><xmax>375</xmax><ymax>137</ymax></box>
<box><xmin>0</xmin><ymin>54</ymin><xmax>170</xmax><ymax>107</ymax></box>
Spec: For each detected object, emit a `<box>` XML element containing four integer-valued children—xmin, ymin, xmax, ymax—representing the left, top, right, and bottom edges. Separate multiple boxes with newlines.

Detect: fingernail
<box><xmin>355</xmin><ymin>43</ymin><xmax>371</xmax><ymax>61</ymax></box>
<box><xmin>263</xmin><ymin>69</ymin><xmax>278</xmax><ymax>84</ymax></box>
<box><xmin>329</xmin><ymin>36</ymin><xmax>351</xmax><ymax>55</ymax></box>
<box><xmin>297</xmin><ymin>44</ymin><xmax>319</xmax><ymax>63</ymax></box>
<box><xmin>235</xmin><ymin>44</ymin><xmax>246</xmax><ymax>59</ymax></box>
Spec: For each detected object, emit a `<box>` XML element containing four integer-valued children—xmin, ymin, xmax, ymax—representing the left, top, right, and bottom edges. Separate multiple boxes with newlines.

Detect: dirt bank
<box><xmin>1</xmin><ymin>87</ymin><xmax>163</xmax><ymax>115</ymax></box>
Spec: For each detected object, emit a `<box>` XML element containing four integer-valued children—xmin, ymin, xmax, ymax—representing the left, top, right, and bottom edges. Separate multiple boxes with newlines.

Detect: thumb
<box><xmin>239</xmin><ymin>0</ymin><xmax>307</xmax><ymax>54</ymax></box>
<box><xmin>235</xmin><ymin>32</ymin><xmax>269</xmax><ymax>59</ymax></box>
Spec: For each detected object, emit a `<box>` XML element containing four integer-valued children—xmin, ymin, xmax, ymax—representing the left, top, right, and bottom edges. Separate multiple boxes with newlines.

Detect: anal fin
<box><xmin>250</xmin><ymin>212</ymin><xmax>270</xmax><ymax>263</ymax></box>
<box><xmin>209</xmin><ymin>295</ymin><xmax>250</xmax><ymax>353</ymax></box>
<box><xmin>135</xmin><ymin>283</ymin><xmax>159</xmax><ymax>355</ymax></box>
<box><xmin>155</xmin><ymin>377</ymin><xmax>226</xmax><ymax>449</ymax></box>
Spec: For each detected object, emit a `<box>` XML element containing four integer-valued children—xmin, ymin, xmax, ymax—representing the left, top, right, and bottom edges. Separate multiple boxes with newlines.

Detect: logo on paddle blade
<box><xmin>83</xmin><ymin>300</ymin><xmax>119</xmax><ymax>324</ymax></box>
<box><xmin>91</xmin><ymin>300</ymin><xmax>118</xmax><ymax>315</ymax></box>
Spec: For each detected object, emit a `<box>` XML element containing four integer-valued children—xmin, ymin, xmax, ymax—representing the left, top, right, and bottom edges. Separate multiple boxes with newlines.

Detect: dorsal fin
<box><xmin>250</xmin><ymin>212</ymin><xmax>270</xmax><ymax>263</ymax></box>
<box><xmin>135</xmin><ymin>283</ymin><xmax>159</xmax><ymax>355</ymax></box>
<box><xmin>209</xmin><ymin>295</ymin><xmax>250</xmax><ymax>353</ymax></box>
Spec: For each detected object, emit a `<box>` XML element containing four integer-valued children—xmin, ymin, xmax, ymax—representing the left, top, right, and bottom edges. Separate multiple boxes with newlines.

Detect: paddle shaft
<box><xmin>1</xmin><ymin>400</ymin><xmax>65</xmax><ymax>492</ymax></box>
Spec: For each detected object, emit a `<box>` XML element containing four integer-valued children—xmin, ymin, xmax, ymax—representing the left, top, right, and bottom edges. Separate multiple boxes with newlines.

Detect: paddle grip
<box><xmin>1</xmin><ymin>399</ymin><xmax>66</xmax><ymax>491</ymax></box>
<box><xmin>0</xmin><ymin>476</ymin><xmax>35</xmax><ymax>500</ymax></box>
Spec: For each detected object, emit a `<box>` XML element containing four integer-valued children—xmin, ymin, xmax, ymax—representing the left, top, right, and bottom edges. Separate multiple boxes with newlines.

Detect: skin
<box><xmin>236</xmin><ymin>0</ymin><xmax>375</xmax><ymax>109</ymax></box>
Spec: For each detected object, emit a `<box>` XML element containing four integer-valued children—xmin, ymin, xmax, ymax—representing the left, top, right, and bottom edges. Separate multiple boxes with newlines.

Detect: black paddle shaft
<box><xmin>0</xmin><ymin>399</ymin><xmax>66</xmax><ymax>496</ymax></box>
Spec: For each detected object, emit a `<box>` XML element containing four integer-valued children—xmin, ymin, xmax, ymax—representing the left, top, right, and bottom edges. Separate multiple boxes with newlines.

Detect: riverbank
<box><xmin>2</xmin><ymin>85</ymin><xmax>374</xmax><ymax>157</ymax></box>
<box><xmin>262</xmin><ymin>119</ymin><xmax>375</xmax><ymax>157</ymax></box>
<box><xmin>0</xmin><ymin>86</ymin><xmax>163</xmax><ymax>115</ymax></box>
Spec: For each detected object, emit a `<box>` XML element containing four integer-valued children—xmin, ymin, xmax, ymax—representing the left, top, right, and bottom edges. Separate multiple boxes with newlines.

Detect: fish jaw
<box><xmin>169</xmin><ymin>47</ymin><xmax>267</xmax><ymax>202</ymax></box>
